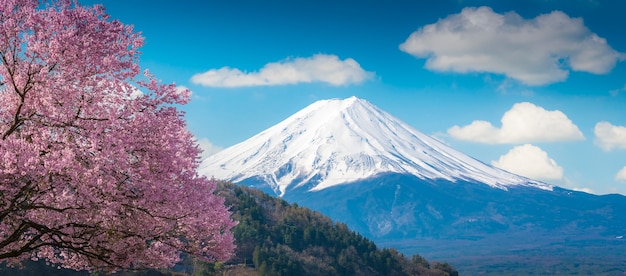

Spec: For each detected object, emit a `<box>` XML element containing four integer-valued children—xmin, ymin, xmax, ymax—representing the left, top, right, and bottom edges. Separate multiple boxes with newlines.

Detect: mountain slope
<box><xmin>199</xmin><ymin>96</ymin><xmax>549</xmax><ymax>196</ymax></box>
<box><xmin>214</xmin><ymin>181</ymin><xmax>458</xmax><ymax>276</ymax></box>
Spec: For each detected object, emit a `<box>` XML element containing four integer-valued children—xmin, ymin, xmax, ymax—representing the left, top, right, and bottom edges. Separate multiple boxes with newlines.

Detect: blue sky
<box><xmin>81</xmin><ymin>0</ymin><xmax>626</xmax><ymax>195</ymax></box>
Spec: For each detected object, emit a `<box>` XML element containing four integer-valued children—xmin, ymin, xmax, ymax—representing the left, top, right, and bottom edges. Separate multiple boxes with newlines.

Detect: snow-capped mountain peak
<box><xmin>199</xmin><ymin>97</ymin><xmax>551</xmax><ymax>196</ymax></box>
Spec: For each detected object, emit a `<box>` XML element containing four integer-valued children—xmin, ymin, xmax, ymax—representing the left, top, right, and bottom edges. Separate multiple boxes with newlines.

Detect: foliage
<box><xmin>212</xmin><ymin>182</ymin><xmax>458</xmax><ymax>276</ymax></box>
<box><xmin>0</xmin><ymin>0</ymin><xmax>235</xmax><ymax>272</ymax></box>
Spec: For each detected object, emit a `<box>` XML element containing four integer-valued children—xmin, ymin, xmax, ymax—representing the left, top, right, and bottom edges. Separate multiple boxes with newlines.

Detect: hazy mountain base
<box><xmin>383</xmin><ymin>232</ymin><xmax>626</xmax><ymax>275</ymax></box>
<box><xmin>267</xmin><ymin>173</ymin><xmax>626</xmax><ymax>275</ymax></box>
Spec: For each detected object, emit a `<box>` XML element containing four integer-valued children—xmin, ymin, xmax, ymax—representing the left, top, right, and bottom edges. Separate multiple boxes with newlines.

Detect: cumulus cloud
<box><xmin>572</xmin><ymin>187</ymin><xmax>594</xmax><ymax>194</ymax></box>
<box><xmin>190</xmin><ymin>54</ymin><xmax>373</xmax><ymax>87</ymax></box>
<box><xmin>448</xmin><ymin>102</ymin><xmax>584</xmax><ymax>144</ymax></box>
<box><xmin>121</xmin><ymin>84</ymin><xmax>144</xmax><ymax>99</ymax></box>
<box><xmin>595</xmin><ymin>121</ymin><xmax>626</xmax><ymax>151</ymax></box>
<box><xmin>609</xmin><ymin>84</ymin><xmax>626</xmax><ymax>96</ymax></box>
<box><xmin>492</xmin><ymin>144</ymin><xmax>563</xmax><ymax>181</ymax></box>
<box><xmin>196</xmin><ymin>138</ymin><xmax>223</xmax><ymax>160</ymax></box>
<box><xmin>175</xmin><ymin>85</ymin><xmax>192</xmax><ymax>97</ymax></box>
<box><xmin>400</xmin><ymin>6</ymin><xmax>624</xmax><ymax>86</ymax></box>
<box><xmin>616</xmin><ymin>166</ymin><xmax>626</xmax><ymax>181</ymax></box>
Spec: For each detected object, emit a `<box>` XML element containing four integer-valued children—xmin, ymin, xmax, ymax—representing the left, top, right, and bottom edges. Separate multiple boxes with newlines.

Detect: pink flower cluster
<box><xmin>0</xmin><ymin>0</ymin><xmax>235</xmax><ymax>271</ymax></box>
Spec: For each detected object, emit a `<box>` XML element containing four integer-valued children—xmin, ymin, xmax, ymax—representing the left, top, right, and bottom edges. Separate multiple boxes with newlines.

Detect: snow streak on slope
<box><xmin>199</xmin><ymin>97</ymin><xmax>551</xmax><ymax>196</ymax></box>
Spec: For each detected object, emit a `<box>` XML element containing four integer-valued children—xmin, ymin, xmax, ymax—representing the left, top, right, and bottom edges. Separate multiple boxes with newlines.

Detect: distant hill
<box><xmin>209</xmin><ymin>181</ymin><xmax>457</xmax><ymax>275</ymax></box>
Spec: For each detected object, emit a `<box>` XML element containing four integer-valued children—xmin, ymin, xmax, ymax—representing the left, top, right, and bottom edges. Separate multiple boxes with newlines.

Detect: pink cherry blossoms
<box><xmin>0</xmin><ymin>0</ymin><xmax>235</xmax><ymax>271</ymax></box>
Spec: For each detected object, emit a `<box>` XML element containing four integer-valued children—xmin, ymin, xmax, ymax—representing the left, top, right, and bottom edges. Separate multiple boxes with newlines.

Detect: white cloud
<box><xmin>121</xmin><ymin>84</ymin><xmax>144</xmax><ymax>99</ymax></box>
<box><xmin>562</xmin><ymin>178</ymin><xmax>596</xmax><ymax>195</ymax></box>
<box><xmin>594</xmin><ymin>121</ymin><xmax>626</xmax><ymax>151</ymax></box>
<box><xmin>448</xmin><ymin>102</ymin><xmax>584</xmax><ymax>144</ymax></box>
<box><xmin>176</xmin><ymin>85</ymin><xmax>192</xmax><ymax>97</ymax></box>
<box><xmin>196</xmin><ymin>138</ymin><xmax>223</xmax><ymax>160</ymax></box>
<box><xmin>616</xmin><ymin>167</ymin><xmax>626</xmax><ymax>181</ymax></box>
<box><xmin>492</xmin><ymin>144</ymin><xmax>563</xmax><ymax>181</ymax></box>
<box><xmin>609</xmin><ymin>84</ymin><xmax>626</xmax><ymax>96</ymax></box>
<box><xmin>190</xmin><ymin>54</ymin><xmax>373</xmax><ymax>87</ymax></box>
<box><xmin>572</xmin><ymin>187</ymin><xmax>594</xmax><ymax>194</ymax></box>
<box><xmin>399</xmin><ymin>6</ymin><xmax>624</xmax><ymax>86</ymax></box>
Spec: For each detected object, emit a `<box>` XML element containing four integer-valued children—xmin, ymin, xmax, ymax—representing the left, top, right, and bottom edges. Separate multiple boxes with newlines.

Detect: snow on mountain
<box><xmin>199</xmin><ymin>96</ymin><xmax>551</xmax><ymax>196</ymax></box>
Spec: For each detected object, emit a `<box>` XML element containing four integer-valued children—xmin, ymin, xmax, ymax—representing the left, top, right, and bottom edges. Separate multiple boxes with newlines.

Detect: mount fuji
<box><xmin>200</xmin><ymin>97</ymin><xmax>626</xmax><ymax>274</ymax></box>
<box><xmin>199</xmin><ymin>96</ymin><xmax>549</xmax><ymax>195</ymax></box>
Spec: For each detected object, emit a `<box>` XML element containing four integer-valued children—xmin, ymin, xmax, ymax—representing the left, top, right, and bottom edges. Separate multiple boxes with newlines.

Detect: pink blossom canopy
<box><xmin>0</xmin><ymin>0</ymin><xmax>235</xmax><ymax>271</ymax></box>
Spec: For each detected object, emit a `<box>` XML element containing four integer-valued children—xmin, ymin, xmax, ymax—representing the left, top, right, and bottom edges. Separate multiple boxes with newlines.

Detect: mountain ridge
<box><xmin>199</xmin><ymin>96</ymin><xmax>551</xmax><ymax>196</ymax></box>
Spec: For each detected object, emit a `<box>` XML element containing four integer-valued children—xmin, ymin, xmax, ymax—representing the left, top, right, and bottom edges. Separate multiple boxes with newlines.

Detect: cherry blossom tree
<box><xmin>0</xmin><ymin>0</ymin><xmax>235</xmax><ymax>271</ymax></box>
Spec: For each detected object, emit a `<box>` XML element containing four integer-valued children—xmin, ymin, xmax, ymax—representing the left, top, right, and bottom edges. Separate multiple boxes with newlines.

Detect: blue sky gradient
<box><xmin>81</xmin><ymin>0</ymin><xmax>626</xmax><ymax>195</ymax></box>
